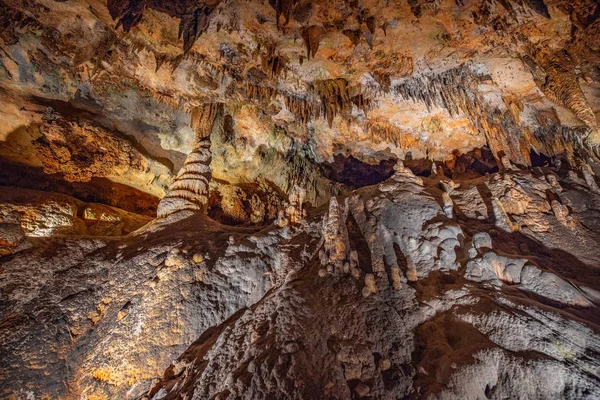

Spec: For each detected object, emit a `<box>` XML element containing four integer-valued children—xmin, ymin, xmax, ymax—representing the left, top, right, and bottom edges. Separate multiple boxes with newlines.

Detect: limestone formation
<box><xmin>1</xmin><ymin>0</ymin><xmax>600</xmax><ymax>399</ymax></box>
<box><xmin>285</xmin><ymin>184</ymin><xmax>307</xmax><ymax>224</ymax></box>
<box><xmin>442</xmin><ymin>192</ymin><xmax>454</xmax><ymax>219</ymax></box>
<box><xmin>320</xmin><ymin>196</ymin><xmax>356</xmax><ymax>277</ymax></box>
<box><xmin>582</xmin><ymin>164</ymin><xmax>600</xmax><ymax>194</ymax></box>
<box><xmin>465</xmin><ymin>234</ymin><xmax>592</xmax><ymax>307</ymax></box>
<box><xmin>157</xmin><ymin>104</ymin><xmax>221</xmax><ymax>218</ymax></box>
<box><xmin>0</xmin><ymin>211</ymin><xmax>26</xmax><ymax>255</ymax></box>
<box><xmin>551</xmin><ymin>200</ymin><xmax>576</xmax><ymax>228</ymax></box>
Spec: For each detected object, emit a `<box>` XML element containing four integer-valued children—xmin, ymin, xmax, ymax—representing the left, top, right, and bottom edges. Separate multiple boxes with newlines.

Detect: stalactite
<box><xmin>351</xmin><ymin>94</ymin><xmax>371</xmax><ymax>111</ymax></box>
<box><xmin>313</xmin><ymin>78</ymin><xmax>348</xmax><ymax>127</ymax></box>
<box><xmin>311</xmin><ymin>78</ymin><xmax>371</xmax><ymax>127</ymax></box>
<box><xmin>269</xmin><ymin>0</ymin><xmax>298</xmax><ymax>27</ymax></box>
<box><xmin>282</xmin><ymin>93</ymin><xmax>319</xmax><ymax>125</ymax></box>
<box><xmin>285</xmin><ymin>151</ymin><xmax>317</xmax><ymax>194</ymax></box>
<box><xmin>477</xmin><ymin>108</ymin><xmax>531</xmax><ymax>166</ymax></box>
<box><xmin>366</xmin><ymin>121</ymin><xmax>421</xmax><ymax>151</ymax></box>
<box><xmin>523</xmin><ymin>0</ymin><xmax>550</xmax><ymax>19</ymax></box>
<box><xmin>392</xmin><ymin>66</ymin><xmax>536</xmax><ymax>166</ymax></box>
<box><xmin>372</xmin><ymin>72</ymin><xmax>391</xmax><ymax>92</ymax></box>
<box><xmin>246</xmin><ymin>84</ymin><xmax>276</xmax><ymax>104</ymax></box>
<box><xmin>179</xmin><ymin>5</ymin><xmax>217</xmax><ymax>54</ymax></box>
<box><xmin>531</xmin><ymin>125</ymin><xmax>586</xmax><ymax>165</ymax></box>
<box><xmin>189</xmin><ymin>103</ymin><xmax>221</xmax><ymax>136</ymax></box>
<box><xmin>107</xmin><ymin>0</ymin><xmax>148</xmax><ymax>32</ymax></box>
<box><xmin>109</xmin><ymin>0</ymin><xmax>219</xmax><ymax>53</ymax></box>
<box><xmin>363</xmin><ymin>30</ymin><xmax>374</xmax><ymax>50</ymax></box>
<box><xmin>154</xmin><ymin>92</ymin><xmax>182</xmax><ymax>110</ymax></box>
<box><xmin>343</xmin><ymin>29</ymin><xmax>361</xmax><ymax>45</ymax></box>
<box><xmin>301</xmin><ymin>25</ymin><xmax>323</xmax><ymax>59</ymax></box>
<box><xmin>0</xmin><ymin>2</ymin><xmax>43</xmax><ymax>45</ymax></box>
<box><xmin>366</xmin><ymin>16</ymin><xmax>376</xmax><ymax>34</ymax></box>
<box><xmin>538</xmin><ymin>52</ymin><xmax>598</xmax><ymax>133</ymax></box>
<box><xmin>154</xmin><ymin>53</ymin><xmax>169</xmax><ymax>73</ymax></box>
<box><xmin>381</xmin><ymin>21</ymin><xmax>389</xmax><ymax>36</ymax></box>
<box><xmin>293</xmin><ymin>1</ymin><xmax>313</xmax><ymax>23</ymax></box>
<box><xmin>244</xmin><ymin>76</ymin><xmax>371</xmax><ymax>128</ymax></box>
<box><xmin>392</xmin><ymin>67</ymin><xmax>477</xmax><ymax>116</ymax></box>
<box><xmin>503</xmin><ymin>96</ymin><xmax>523</xmax><ymax>123</ymax></box>
<box><xmin>261</xmin><ymin>54</ymin><xmax>287</xmax><ymax>79</ymax></box>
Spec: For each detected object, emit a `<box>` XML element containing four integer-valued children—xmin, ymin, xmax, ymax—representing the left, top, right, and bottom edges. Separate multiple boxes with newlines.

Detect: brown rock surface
<box><xmin>1</xmin><ymin>0</ymin><xmax>600</xmax><ymax>399</ymax></box>
<box><xmin>0</xmin><ymin>186</ymin><xmax>152</xmax><ymax>236</ymax></box>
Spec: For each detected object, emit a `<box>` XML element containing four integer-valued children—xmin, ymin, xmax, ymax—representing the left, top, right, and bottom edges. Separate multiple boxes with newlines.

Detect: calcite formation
<box><xmin>1</xmin><ymin>0</ymin><xmax>600</xmax><ymax>399</ymax></box>
<box><xmin>157</xmin><ymin>104</ymin><xmax>221</xmax><ymax>217</ymax></box>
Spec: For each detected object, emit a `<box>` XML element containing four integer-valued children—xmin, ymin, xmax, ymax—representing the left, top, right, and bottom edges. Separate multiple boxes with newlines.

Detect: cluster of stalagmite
<box><xmin>312</xmin><ymin>154</ymin><xmax>600</xmax><ymax>309</ymax></box>
<box><xmin>318</xmin><ymin>196</ymin><xmax>359</xmax><ymax>277</ymax></box>
<box><xmin>274</xmin><ymin>184</ymin><xmax>307</xmax><ymax>227</ymax></box>
<box><xmin>3</xmin><ymin>144</ymin><xmax>600</xmax><ymax>399</ymax></box>
<box><xmin>157</xmin><ymin>104</ymin><xmax>220</xmax><ymax>218</ymax></box>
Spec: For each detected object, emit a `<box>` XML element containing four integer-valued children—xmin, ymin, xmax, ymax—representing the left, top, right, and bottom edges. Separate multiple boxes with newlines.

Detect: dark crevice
<box><xmin>529</xmin><ymin>149</ymin><xmax>551</xmax><ymax>168</ymax></box>
<box><xmin>450</xmin><ymin>147</ymin><xmax>499</xmax><ymax>178</ymax></box>
<box><xmin>322</xmin><ymin>154</ymin><xmax>396</xmax><ymax>188</ymax></box>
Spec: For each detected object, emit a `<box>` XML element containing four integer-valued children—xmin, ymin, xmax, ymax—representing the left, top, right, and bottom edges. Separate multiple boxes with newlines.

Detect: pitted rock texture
<box><xmin>0</xmin><ymin>186</ymin><xmax>152</xmax><ymax>237</ymax></box>
<box><xmin>2</xmin><ymin>164</ymin><xmax>600</xmax><ymax>399</ymax></box>
<box><xmin>1</xmin><ymin>0</ymin><xmax>600</xmax><ymax>399</ymax></box>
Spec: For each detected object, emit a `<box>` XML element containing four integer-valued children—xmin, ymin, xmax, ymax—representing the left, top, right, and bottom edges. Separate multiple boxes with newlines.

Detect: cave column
<box><xmin>157</xmin><ymin>104</ymin><xmax>221</xmax><ymax>217</ymax></box>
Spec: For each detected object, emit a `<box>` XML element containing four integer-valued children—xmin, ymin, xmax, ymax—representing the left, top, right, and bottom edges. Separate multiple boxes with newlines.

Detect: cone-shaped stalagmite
<box><xmin>157</xmin><ymin>104</ymin><xmax>222</xmax><ymax>217</ymax></box>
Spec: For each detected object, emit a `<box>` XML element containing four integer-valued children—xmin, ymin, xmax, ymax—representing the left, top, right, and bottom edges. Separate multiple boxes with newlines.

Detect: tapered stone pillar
<box><xmin>157</xmin><ymin>104</ymin><xmax>221</xmax><ymax>217</ymax></box>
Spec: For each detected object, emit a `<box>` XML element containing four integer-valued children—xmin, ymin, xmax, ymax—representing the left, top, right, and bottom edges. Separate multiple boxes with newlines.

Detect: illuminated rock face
<box><xmin>1</xmin><ymin>0</ymin><xmax>600</xmax><ymax>399</ymax></box>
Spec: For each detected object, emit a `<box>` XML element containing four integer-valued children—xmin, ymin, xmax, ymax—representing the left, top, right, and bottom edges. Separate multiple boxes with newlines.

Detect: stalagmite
<box><xmin>390</xmin><ymin>267</ymin><xmax>402</xmax><ymax>290</ymax></box>
<box><xmin>285</xmin><ymin>184</ymin><xmax>306</xmax><ymax>224</ymax></box>
<box><xmin>500</xmin><ymin>154</ymin><xmax>518</xmax><ymax>171</ymax></box>
<box><xmin>442</xmin><ymin>192</ymin><xmax>454</xmax><ymax>218</ymax></box>
<box><xmin>546</xmin><ymin>174</ymin><xmax>563</xmax><ymax>192</ymax></box>
<box><xmin>274</xmin><ymin>209</ymin><xmax>289</xmax><ymax>227</ymax></box>
<box><xmin>320</xmin><ymin>196</ymin><xmax>355</xmax><ymax>275</ymax></box>
<box><xmin>362</xmin><ymin>273</ymin><xmax>377</xmax><ymax>297</ymax></box>
<box><xmin>157</xmin><ymin>104</ymin><xmax>221</xmax><ymax>217</ymax></box>
<box><xmin>348</xmin><ymin>196</ymin><xmax>390</xmax><ymax>288</ymax></box>
<box><xmin>465</xmin><ymin>233</ymin><xmax>591</xmax><ymax>306</ymax></box>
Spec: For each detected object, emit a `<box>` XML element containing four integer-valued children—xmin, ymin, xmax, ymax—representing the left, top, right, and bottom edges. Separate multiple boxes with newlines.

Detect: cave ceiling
<box><xmin>0</xmin><ymin>0</ymin><xmax>599</xmax><ymax>208</ymax></box>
